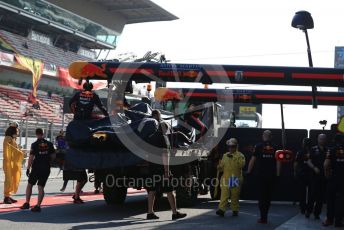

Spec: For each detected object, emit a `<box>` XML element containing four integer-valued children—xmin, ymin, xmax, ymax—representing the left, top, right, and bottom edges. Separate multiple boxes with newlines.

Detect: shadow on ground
<box><xmin>0</xmin><ymin>195</ymin><xmax>299</xmax><ymax>230</ymax></box>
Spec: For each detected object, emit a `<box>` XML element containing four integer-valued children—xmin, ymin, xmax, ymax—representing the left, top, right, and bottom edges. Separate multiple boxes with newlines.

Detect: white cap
<box><xmin>226</xmin><ymin>138</ymin><xmax>238</xmax><ymax>146</ymax></box>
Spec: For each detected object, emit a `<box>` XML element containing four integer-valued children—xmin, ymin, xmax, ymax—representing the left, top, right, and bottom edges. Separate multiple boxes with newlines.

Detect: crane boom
<box><xmin>69</xmin><ymin>61</ymin><xmax>344</xmax><ymax>87</ymax></box>
<box><xmin>154</xmin><ymin>87</ymin><xmax>344</xmax><ymax>106</ymax></box>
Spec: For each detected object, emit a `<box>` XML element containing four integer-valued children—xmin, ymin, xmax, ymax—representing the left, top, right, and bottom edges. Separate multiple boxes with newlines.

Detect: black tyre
<box><xmin>103</xmin><ymin>174</ymin><xmax>127</xmax><ymax>205</ymax></box>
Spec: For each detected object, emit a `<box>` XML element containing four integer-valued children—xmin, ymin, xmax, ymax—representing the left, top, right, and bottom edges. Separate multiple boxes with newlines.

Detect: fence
<box><xmin>0</xmin><ymin>117</ymin><xmax>65</xmax><ymax>149</ymax></box>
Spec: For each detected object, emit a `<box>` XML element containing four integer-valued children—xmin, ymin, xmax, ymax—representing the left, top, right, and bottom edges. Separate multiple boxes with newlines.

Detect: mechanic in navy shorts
<box><xmin>20</xmin><ymin>128</ymin><xmax>55</xmax><ymax>212</ymax></box>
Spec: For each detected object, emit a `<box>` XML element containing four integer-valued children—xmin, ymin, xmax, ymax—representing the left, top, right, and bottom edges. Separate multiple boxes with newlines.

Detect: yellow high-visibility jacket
<box><xmin>217</xmin><ymin>151</ymin><xmax>246</xmax><ymax>187</ymax></box>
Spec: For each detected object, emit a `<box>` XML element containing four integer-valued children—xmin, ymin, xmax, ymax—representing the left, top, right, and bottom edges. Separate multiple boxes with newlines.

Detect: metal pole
<box><xmin>19</xmin><ymin>119</ymin><xmax>23</xmax><ymax>146</ymax></box>
<box><xmin>280</xmin><ymin>104</ymin><xmax>286</xmax><ymax>150</ymax></box>
<box><xmin>304</xmin><ymin>29</ymin><xmax>317</xmax><ymax>108</ymax></box>
<box><xmin>50</xmin><ymin>121</ymin><xmax>53</xmax><ymax>142</ymax></box>
<box><xmin>25</xmin><ymin>116</ymin><xmax>28</xmax><ymax>149</ymax></box>
<box><xmin>62</xmin><ymin>113</ymin><xmax>65</xmax><ymax>130</ymax></box>
<box><xmin>304</xmin><ymin>30</ymin><xmax>313</xmax><ymax>68</ymax></box>
<box><xmin>45</xmin><ymin>121</ymin><xmax>49</xmax><ymax>139</ymax></box>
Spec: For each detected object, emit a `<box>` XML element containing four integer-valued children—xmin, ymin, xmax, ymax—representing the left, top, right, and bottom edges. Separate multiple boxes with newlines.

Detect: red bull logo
<box><xmin>80</xmin><ymin>63</ymin><xmax>108</xmax><ymax>78</ymax></box>
<box><xmin>336</xmin><ymin>148</ymin><xmax>344</xmax><ymax>156</ymax></box>
<box><xmin>154</xmin><ymin>88</ymin><xmax>182</xmax><ymax>101</ymax></box>
<box><xmin>238</xmin><ymin>94</ymin><xmax>252</xmax><ymax>100</ymax></box>
<box><xmin>38</xmin><ymin>142</ymin><xmax>49</xmax><ymax>155</ymax></box>
<box><xmin>183</xmin><ymin>70</ymin><xmax>198</xmax><ymax>78</ymax></box>
<box><xmin>162</xmin><ymin>89</ymin><xmax>182</xmax><ymax>101</ymax></box>
<box><xmin>263</xmin><ymin>145</ymin><xmax>274</xmax><ymax>154</ymax></box>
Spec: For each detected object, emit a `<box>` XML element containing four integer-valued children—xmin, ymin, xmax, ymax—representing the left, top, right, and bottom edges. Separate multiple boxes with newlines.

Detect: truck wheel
<box><xmin>103</xmin><ymin>175</ymin><xmax>127</xmax><ymax>205</ymax></box>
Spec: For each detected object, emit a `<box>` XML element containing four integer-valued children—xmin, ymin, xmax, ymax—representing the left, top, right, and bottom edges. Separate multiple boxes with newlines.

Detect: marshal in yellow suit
<box><xmin>3</xmin><ymin>136</ymin><xmax>24</xmax><ymax>198</ymax></box>
<box><xmin>217</xmin><ymin>139</ymin><xmax>246</xmax><ymax>214</ymax></box>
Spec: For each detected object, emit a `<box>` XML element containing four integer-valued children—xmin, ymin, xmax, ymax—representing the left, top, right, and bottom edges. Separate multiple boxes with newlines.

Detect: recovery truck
<box><xmin>64</xmin><ymin>61</ymin><xmax>344</xmax><ymax>205</ymax></box>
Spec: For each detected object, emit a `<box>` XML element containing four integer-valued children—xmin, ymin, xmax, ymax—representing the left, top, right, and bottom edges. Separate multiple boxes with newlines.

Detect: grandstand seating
<box><xmin>0</xmin><ymin>29</ymin><xmax>94</xmax><ymax>69</ymax></box>
<box><xmin>0</xmin><ymin>85</ymin><xmax>64</xmax><ymax>123</ymax></box>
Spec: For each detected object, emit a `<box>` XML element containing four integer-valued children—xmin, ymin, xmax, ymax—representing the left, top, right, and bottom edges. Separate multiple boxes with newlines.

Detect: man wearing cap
<box><xmin>69</xmin><ymin>82</ymin><xmax>108</xmax><ymax>120</ymax></box>
<box><xmin>247</xmin><ymin>130</ymin><xmax>281</xmax><ymax>224</ymax></box>
<box><xmin>216</xmin><ymin>138</ymin><xmax>246</xmax><ymax>217</ymax></box>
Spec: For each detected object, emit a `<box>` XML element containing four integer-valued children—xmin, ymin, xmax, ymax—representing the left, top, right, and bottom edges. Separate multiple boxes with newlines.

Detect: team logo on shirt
<box><xmin>336</xmin><ymin>147</ymin><xmax>344</xmax><ymax>162</ymax></box>
<box><xmin>314</xmin><ymin>147</ymin><xmax>323</xmax><ymax>155</ymax></box>
<box><xmin>262</xmin><ymin>145</ymin><xmax>274</xmax><ymax>158</ymax></box>
<box><xmin>336</xmin><ymin>148</ymin><xmax>344</xmax><ymax>155</ymax></box>
<box><xmin>80</xmin><ymin>91</ymin><xmax>94</xmax><ymax>105</ymax></box>
<box><xmin>303</xmin><ymin>154</ymin><xmax>310</xmax><ymax>163</ymax></box>
<box><xmin>326</xmin><ymin>150</ymin><xmax>331</xmax><ymax>159</ymax></box>
<box><xmin>38</xmin><ymin>142</ymin><xmax>49</xmax><ymax>155</ymax></box>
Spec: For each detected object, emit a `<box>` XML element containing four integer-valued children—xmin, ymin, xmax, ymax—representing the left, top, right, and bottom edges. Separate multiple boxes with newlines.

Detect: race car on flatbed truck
<box><xmin>64</xmin><ymin>61</ymin><xmax>344</xmax><ymax>206</ymax></box>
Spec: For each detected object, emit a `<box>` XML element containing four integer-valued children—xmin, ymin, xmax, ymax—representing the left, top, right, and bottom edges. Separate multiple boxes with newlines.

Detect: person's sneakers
<box><xmin>257</xmin><ymin>218</ymin><xmax>268</xmax><ymax>224</ymax></box>
<box><xmin>60</xmin><ymin>188</ymin><xmax>65</xmax><ymax>192</ymax></box>
<box><xmin>20</xmin><ymin>203</ymin><xmax>30</xmax><ymax>210</ymax></box>
<box><xmin>172</xmin><ymin>211</ymin><xmax>187</xmax><ymax>220</ymax></box>
<box><xmin>31</xmin><ymin>205</ymin><xmax>41</xmax><ymax>212</ymax></box>
<box><xmin>147</xmin><ymin>213</ymin><xmax>159</xmax><ymax>220</ymax></box>
<box><xmin>216</xmin><ymin>209</ymin><xmax>225</xmax><ymax>217</ymax></box>
<box><xmin>322</xmin><ymin>219</ymin><xmax>333</xmax><ymax>227</ymax></box>
<box><xmin>232</xmin><ymin>211</ymin><xmax>239</xmax><ymax>217</ymax></box>
<box><xmin>94</xmin><ymin>189</ymin><xmax>100</xmax><ymax>194</ymax></box>
<box><xmin>73</xmin><ymin>197</ymin><xmax>84</xmax><ymax>204</ymax></box>
<box><xmin>9</xmin><ymin>197</ymin><xmax>17</xmax><ymax>203</ymax></box>
<box><xmin>3</xmin><ymin>197</ymin><xmax>12</xmax><ymax>204</ymax></box>
<box><xmin>305</xmin><ymin>212</ymin><xmax>310</xmax><ymax>218</ymax></box>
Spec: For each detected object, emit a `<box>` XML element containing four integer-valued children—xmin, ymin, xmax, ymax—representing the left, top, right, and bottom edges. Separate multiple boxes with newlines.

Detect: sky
<box><xmin>111</xmin><ymin>0</ymin><xmax>344</xmax><ymax>130</ymax></box>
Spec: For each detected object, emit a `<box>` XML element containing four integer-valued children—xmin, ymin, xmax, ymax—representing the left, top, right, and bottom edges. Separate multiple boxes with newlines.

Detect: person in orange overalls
<box><xmin>3</xmin><ymin>123</ymin><xmax>24</xmax><ymax>204</ymax></box>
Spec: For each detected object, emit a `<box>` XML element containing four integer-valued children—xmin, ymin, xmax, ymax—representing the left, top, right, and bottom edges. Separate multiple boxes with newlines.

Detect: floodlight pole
<box><xmin>303</xmin><ymin>29</ymin><xmax>317</xmax><ymax>108</ymax></box>
<box><xmin>304</xmin><ymin>29</ymin><xmax>313</xmax><ymax>67</ymax></box>
<box><xmin>280</xmin><ymin>104</ymin><xmax>286</xmax><ymax>150</ymax></box>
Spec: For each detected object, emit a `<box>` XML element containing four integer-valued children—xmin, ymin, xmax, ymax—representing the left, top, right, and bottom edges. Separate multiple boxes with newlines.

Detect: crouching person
<box><xmin>216</xmin><ymin>138</ymin><xmax>246</xmax><ymax>217</ymax></box>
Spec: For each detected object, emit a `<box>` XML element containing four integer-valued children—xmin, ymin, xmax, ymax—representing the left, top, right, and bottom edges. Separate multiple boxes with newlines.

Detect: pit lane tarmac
<box><xmin>0</xmin><ymin>192</ymin><xmax>333</xmax><ymax>230</ymax></box>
